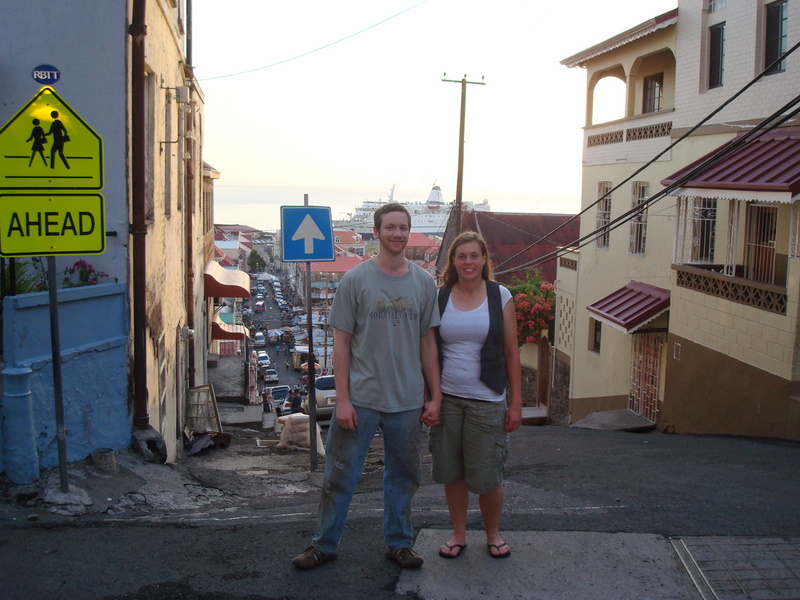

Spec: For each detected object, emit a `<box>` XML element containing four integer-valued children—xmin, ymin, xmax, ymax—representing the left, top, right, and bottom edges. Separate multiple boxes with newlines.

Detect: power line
<box><xmin>197</xmin><ymin>0</ymin><xmax>428</xmax><ymax>81</ymax></box>
<box><xmin>494</xmin><ymin>98</ymin><xmax>800</xmax><ymax>277</ymax></box>
<box><xmin>492</xmin><ymin>38</ymin><xmax>800</xmax><ymax>274</ymax></box>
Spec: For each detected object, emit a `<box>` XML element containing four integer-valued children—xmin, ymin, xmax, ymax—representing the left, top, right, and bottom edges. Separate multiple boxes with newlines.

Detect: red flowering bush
<box><xmin>508</xmin><ymin>270</ymin><xmax>555</xmax><ymax>346</ymax></box>
<box><xmin>62</xmin><ymin>260</ymin><xmax>112</xmax><ymax>288</ymax></box>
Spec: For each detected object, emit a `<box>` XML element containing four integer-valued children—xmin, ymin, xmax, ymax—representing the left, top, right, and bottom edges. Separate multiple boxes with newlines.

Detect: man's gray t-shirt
<box><xmin>328</xmin><ymin>259</ymin><xmax>439</xmax><ymax>413</ymax></box>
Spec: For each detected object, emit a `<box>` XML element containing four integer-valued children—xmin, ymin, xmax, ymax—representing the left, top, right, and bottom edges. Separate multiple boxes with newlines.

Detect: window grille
<box><xmin>643</xmin><ymin>73</ymin><xmax>663</xmax><ymax>113</ymax></box>
<box><xmin>790</xmin><ymin>201</ymin><xmax>800</xmax><ymax>258</ymax></box>
<box><xmin>745</xmin><ymin>204</ymin><xmax>778</xmax><ymax>284</ymax></box>
<box><xmin>708</xmin><ymin>0</ymin><xmax>726</xmax><ymax>12</ymax></box>
<box><xmin>629</xmin><ymin>333</ymin><xmax>662</xmax><ymax>422</ymax></box>
<box><xmin>596</xmin><ymin>181</ymin><xmax>612</xmax><ymax>249</ymax></box>
<box><xmin>629</xmin><ymin>182</ymin><xmax>649</xmax><ymax>255</ymax></box>
<box><xmin>765</xmin><ymin>0</ymin><xmax>788</xmax><ymax>74</ymax></box>
<box><xmin>709</xmin><ymin>22</ymin><xmax>726</xmax><ymax>89</ymax></box>
<box><xmin>691</xmin><ymin>197</ymin><xmax>717</xmax><ymax>263</ymax></box>
<box><xmin>724</xmin><ymin>199</ymin><xmax>740</xmax><ymax>277</ymax></box>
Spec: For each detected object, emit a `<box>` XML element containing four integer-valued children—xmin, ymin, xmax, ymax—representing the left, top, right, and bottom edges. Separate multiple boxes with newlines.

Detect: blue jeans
<box><xmin>312</xmin><ymin>405</ymin><xmax>422</xmax><ymax>554</ymax></box>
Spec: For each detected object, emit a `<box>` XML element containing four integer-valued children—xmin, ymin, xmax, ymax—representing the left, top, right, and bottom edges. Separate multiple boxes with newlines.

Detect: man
<box><xmin>293</xmin><ymin>203</ymin><xmax>441</xmax><ymax>570</ymax></box>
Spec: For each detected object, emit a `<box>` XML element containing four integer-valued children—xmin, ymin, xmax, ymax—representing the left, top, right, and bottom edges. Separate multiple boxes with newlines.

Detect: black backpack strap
<box><xmin>437</xmin><ymin>285</ymin><xmax>452</xmax><ymax>317</ymax></box>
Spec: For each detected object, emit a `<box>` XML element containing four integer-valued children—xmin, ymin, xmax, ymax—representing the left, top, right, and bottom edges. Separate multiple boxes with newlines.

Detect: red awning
<box><xmin>662</xmin><ymin>126</ymin><xmax>800</xmax><ymax>200</ymax></box>
<box><xmin>587</xmin><ymin>282</ymin><xmax>670</xmax><ymax>334</ymax></box>
<box><xmin>204</xmin><ymin>261</ymin><xmax>250</xmax><ymax>298</ymax></box>
<box><xmin>211</xmin><ymin>314</ymin><xmax>249</xmax><ymax>340</ymax></box>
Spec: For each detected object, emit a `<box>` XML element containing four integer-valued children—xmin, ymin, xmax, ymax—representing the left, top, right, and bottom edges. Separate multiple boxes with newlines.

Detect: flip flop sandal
<box><xmin>487</xmin><ymin>543</ymin><xmax>511</xmax><ymax>559</ymax></box>
<box><xmin>438</xmin><ymin>543</ymin><xmax>467</xmax><ymax>559</ymax></box>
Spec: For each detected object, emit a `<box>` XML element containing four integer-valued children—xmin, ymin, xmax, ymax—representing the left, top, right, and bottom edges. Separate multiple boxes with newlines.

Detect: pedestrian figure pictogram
<box><xmin>46</xmin><ymin>110</ymin><xmax>70</xmax><ymax>170</ymax></box>
<box><xmin>26</xmin><ymin>119</ymin><xmax>47</xmax><ymax>167</ymax></box>
<box><xmin>0</xmin><ymin>86</ymin><xmax>102</xmax><ymax>190</ymax></box>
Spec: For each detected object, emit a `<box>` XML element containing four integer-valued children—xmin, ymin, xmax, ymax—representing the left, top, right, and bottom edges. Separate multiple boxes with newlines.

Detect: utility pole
<box><xmin>442</xmin><ymin>73</ymin><xmax>484</xmax><ymax>237</ymax></box>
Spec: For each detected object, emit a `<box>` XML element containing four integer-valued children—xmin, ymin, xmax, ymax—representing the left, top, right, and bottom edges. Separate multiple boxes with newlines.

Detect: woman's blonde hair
<box><xmin>441</xmin><ymin>231</ymin><xmax>494</xmax><ymax>287</ymax></box>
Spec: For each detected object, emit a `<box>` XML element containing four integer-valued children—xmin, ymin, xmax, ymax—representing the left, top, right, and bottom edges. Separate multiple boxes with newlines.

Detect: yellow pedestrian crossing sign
<box><xmin>0</xmin><ymin>86</ymin><xmax>103</xmax><ymax>190</ymax></box>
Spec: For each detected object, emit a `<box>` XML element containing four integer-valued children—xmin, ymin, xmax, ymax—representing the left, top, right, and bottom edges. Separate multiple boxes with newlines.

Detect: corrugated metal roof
<box><xmin>587</xmin><ymin>281</ymin><xmax>670</xmax><ymax>334</ymax></box>
<box><xmin>662</xmin><ymin>126</ymin><xmax>800</xmax><ymax>196</ymax></box>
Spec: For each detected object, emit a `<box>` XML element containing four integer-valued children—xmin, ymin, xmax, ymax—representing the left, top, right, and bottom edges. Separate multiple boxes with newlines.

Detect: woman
<box><xmin>430</xmin><ymin>231</ymin><xmax>522</xmax><ymax>559</ymax></box>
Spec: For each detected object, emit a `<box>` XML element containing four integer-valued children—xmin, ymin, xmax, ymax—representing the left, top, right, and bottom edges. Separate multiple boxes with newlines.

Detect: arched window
<box><xmin>592</xmin><ymin>76</ymin><xmax>626</xmax><ymax>124</ymax></box>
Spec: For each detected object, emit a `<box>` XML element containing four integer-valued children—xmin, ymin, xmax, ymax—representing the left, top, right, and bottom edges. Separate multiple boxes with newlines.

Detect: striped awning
<box><xmin>204</xmin><ymin>261</ymin><xmax>250</xmax><ymax>298</ymax></box>
<box><xmin>211</xmin><ymin>314</ymin><xmax>249</xmax><ymax>340</ymax></box>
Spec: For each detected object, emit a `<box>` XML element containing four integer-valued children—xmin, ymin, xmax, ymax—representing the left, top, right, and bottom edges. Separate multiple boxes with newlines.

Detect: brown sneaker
<box><xmin>292</xmin><ymin>545</ymin><xmax>337</xmax><ymax>570</ymax></box>
<box><xmin>385</xmin><ymin>547</ymin><xmax>424</xmax><ymax>568</ymax></box>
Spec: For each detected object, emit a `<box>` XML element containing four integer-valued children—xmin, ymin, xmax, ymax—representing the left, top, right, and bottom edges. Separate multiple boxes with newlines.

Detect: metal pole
<box><xmin>454</xmin><ymin>77</ymin><xmax>467</xmax><ymax>237</ymax></box>
<box><xmin>47</xmin><ymin>256</ymin><xmax>69</xmax><ymax>493</ymax></box>
<box><xmin>442</xmin><ymin>74</ymin><xmax>485</xmax><ymax>237</ymax></box>
<box><xmin>304</xmin><ymin>193</ymin><xmax>319</xmax><ymax>471</ymax></box>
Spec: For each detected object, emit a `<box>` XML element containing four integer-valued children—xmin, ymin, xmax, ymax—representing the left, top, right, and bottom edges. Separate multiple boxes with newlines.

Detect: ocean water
<box><xmin>213</xmin><ymin>184</ymin><xmax>579</xmax><ymax>232</ymax></box>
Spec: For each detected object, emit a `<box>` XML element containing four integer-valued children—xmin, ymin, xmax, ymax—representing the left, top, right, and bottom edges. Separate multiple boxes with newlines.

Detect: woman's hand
<box><xmin>421</xmin><ymin>396</ymin><xmax>441</xmax><ymax>427</ymax></box>
<box><xmin>505</xmin><ymin>404</ymin><xmax>522</xmax><ymax>433</ymax></box>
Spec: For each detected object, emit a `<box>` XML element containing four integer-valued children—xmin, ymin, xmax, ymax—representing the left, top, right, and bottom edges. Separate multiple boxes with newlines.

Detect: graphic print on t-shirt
<box><xmin>369</xmin><ymin>290</ymin><xmax>420</xmax><ymax>326</ymax></box>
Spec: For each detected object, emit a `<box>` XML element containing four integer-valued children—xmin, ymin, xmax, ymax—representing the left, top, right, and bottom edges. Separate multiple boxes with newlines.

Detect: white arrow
<box><xmin>292</xmin><ymin>214</ymin><xmax>325</xmax><ymax>254</ymax></box>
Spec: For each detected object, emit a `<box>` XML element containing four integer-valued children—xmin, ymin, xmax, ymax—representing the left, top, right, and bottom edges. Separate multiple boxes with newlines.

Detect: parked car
<box><xmin>263</xmin><ymin>368</ymin><xmax>279</xmax><ymax>384</ymax></box>
<box><xmin>253</xmin><ymin>332</ymin><xmax>266</xmax><ymax>347</ymax></box>
<box><xmin>270</xmin><ymin>385</ymin><xmax>292</xmax><ymax>416</ymax></box>
<box><xmin>256</xmin><ymin>350</ymin><xmax>270</xmax><ymax>369</ymax></box>
<box><xmin>302</xmin><ymin>375</ymin><xmax>336</xmax><ymax>419</ymax></box>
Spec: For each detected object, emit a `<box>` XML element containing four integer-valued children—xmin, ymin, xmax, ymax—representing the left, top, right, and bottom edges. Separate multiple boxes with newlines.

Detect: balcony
<box><xmin>672</xmin><ymin>263</ymin><xmax>787</xmax><ymax>315</ymax></box>
<box><xmin>583</xmin><ymin>111</ymin><xmax>675</xmax><ymax>167</ymax></box>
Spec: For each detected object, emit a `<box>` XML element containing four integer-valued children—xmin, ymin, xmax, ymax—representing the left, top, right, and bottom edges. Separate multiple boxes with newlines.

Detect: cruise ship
<box><xmin>345</xmin><ymin>185</ymin><xmax>490</xmax><ymax>238</ymax></box>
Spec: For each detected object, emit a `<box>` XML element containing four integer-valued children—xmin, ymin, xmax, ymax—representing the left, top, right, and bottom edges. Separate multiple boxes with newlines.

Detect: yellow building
<box><xmin>556</xmin><ymin>0</ymin><xmax>799</xmax><ymax>441</ymax></box>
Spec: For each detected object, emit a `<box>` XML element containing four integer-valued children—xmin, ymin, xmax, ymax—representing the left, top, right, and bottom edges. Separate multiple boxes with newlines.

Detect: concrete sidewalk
<box><xmin>399</xmin><ymin>531</ymin><xmax>800</xmax><ymax>600</ymax></box>
<box><xmin>399</xmin><ymin>530</ymin><xmax>699</xmax><ymax>600</ymax></box>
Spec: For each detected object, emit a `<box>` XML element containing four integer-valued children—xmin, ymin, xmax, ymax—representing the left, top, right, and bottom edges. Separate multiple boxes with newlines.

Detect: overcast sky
<box><xmin>192</xmin><ymin>0</ymin><xmax>678</xmax><ymax>217</ymax></box>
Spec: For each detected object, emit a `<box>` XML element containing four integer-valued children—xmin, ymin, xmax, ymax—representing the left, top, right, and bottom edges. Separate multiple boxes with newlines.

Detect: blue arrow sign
<box><xmin>281</xmin><ymin>205</ymin><xmax>335</xmax><ymax>262</ymax></box>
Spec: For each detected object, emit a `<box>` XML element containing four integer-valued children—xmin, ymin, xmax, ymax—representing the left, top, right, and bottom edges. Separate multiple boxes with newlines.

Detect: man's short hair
<box><xmin>374</xmin><ymin>203</ymin><xmax>411</xmax><ymax>230</ymax></box>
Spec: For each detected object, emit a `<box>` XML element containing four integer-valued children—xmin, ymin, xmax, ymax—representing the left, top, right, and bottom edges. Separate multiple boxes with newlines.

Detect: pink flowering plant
<box><xmin>61</xmin><ymin>260</ymin><xmax>114</xmax><ymax>288</ymax></box>
<box><xmin>508</xmin><ymin>269</ymin><xmax>555</xmax><ymax>346</ymax></box>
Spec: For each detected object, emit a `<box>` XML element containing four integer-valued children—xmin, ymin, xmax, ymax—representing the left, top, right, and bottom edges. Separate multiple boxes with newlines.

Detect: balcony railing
<box><xmin>673</xmin><ymin>264</ymin><xmax>787</xmax><ymax>315</ymax></box>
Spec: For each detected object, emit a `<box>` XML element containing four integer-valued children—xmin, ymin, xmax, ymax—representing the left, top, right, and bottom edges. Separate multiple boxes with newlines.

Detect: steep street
<box><xmin>1</xmin><ymin>425</ymin><xmax>798</xmax><ymax>600</ymax></box>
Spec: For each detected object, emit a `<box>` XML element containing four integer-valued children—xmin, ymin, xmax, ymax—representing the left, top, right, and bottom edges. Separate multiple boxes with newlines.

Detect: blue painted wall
<box><xmin>2</xmin><ymin>282</ymin><xmax>129</xmax><ymax>474</ymax></box>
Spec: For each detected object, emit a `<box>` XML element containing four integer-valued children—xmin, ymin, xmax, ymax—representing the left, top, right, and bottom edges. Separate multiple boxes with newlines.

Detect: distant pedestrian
<box><xmin>285</xmin><ymin>360</ymin><xmax>290</xmax><ymax>372</ymax></box>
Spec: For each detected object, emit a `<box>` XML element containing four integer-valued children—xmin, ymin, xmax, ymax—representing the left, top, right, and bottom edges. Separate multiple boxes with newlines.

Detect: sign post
<box><xmin>281</xmin><ymin>202</ymin><xmax>335</xmax><ymax>471</ymax></box>
<box><xmin>0</xmin><ymin>86</ymin><xmax>105</xmax><ymax>492</ymax></box>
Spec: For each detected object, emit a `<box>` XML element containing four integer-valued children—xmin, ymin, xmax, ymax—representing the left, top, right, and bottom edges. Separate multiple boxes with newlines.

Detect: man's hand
<box><xmin>335</xmin><ymin>398</ymin><xmax>358</xmax><ymax>431</ymax></box>
<box><xmin>421</xmin><ymin>395</ymin><xmax>441</xmax><ymax>427</ymax></box>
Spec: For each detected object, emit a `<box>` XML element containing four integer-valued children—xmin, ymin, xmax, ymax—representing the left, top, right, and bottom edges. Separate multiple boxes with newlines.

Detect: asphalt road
<box><xmin>1</xmin><ymin>426</ymin><xmax>798</xmax><ymax>600</ymax></box>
